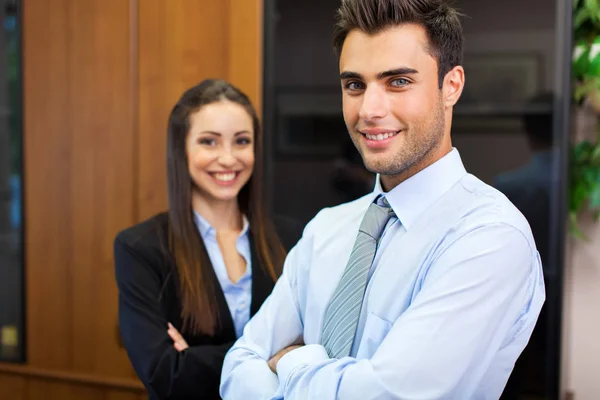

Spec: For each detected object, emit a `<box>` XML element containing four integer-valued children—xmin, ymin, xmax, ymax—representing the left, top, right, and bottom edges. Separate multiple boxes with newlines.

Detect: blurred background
<box><xmin>0</xmin><ymin>0</ymin><xmax>597</xmax><ymax>399</ymax></box>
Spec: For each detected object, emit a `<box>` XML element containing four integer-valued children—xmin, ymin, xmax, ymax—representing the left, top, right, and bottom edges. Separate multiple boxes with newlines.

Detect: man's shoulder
<box><xmin>450</xmin><ymin>173</ymin><xmax>535</xmax><ymax>244</ymax></box>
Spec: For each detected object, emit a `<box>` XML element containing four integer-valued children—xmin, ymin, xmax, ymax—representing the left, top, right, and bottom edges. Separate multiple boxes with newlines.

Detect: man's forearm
<box><xmin>268</xmin><ymin>344</ymin><xmax>304</xmax><ymax>373</ymax></box>
<box><xmin>220</xmin><ymin>347</ymin><xmax>280</xmax><ymax>400</ymax></box>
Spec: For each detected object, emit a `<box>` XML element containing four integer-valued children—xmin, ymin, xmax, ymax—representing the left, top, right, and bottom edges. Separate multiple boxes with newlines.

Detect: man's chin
<box><xmin>362</xmin><ymin>156</ymin><xmax>395</xmax><ymax>175</ymax></box>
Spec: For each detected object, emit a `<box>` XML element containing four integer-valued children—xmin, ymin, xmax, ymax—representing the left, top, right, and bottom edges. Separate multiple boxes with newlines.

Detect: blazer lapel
<box><xmin>249</xmin><ymin>234</ymin><xmax>275</xmax><ymax>316</ymax></box>
<box><xmin>210</xmin><ymin>268</ymin><xmax>236</xmax><ymax>340</ymax></box>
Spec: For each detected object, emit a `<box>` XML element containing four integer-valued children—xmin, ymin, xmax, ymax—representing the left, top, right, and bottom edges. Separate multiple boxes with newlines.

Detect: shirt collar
<box><xmin>193</xmin><ymin>210</ymin><xmax>250</xmax><ymax>240</ymax></box>
<box><xmin>373</xmin><ymin>148</ymin><xmax>467</xmax><ymax>230</ymax></box>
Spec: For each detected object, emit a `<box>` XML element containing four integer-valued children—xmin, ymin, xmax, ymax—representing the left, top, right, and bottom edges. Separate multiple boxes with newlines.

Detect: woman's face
<box><xmin>186</xmin><ymin>100</ymin><xmax>255</xmax><ymax>204</ymax></box>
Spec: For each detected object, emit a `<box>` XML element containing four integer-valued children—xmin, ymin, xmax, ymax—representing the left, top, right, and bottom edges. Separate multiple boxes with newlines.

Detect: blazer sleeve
<box><xmin>114</xmin><ymin>233</ymin><xmax>234</xmax><ymax>399</ymax></box>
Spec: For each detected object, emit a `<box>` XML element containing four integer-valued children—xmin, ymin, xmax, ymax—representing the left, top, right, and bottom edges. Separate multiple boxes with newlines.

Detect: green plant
<box><xmin>569</xmin><ymin>132</ymin><xmax>600</xmax><ymax>238</ymax></box>
<box><xmin>573</xmin><ymin>0</ymin><xmax>600</xmax><ymax>102</ymax></box>
<box><xmin>574</xmin><ymin>0</ymin><xmax>600</xmax><ymax>38</ymax></box>
<box><xmin>570</xmin><ymin>0</ymin><xmax>600</xmax><ymax>238</ymax></box>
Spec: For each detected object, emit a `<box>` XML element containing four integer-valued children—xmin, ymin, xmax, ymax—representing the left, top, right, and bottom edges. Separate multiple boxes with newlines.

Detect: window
<box><xmin>0</xmin><ymin>0</ymin><xmax>23</xmax><ymax>363</ymax></box>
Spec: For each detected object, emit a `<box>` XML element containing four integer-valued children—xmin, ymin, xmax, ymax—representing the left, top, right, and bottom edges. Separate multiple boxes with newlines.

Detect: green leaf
<box><xmin>569</xmin><ymin>211</ymin><xmax>578</xmax><ymax>228</ymax></box>
<box><xmin>570</xmin><ymin>181</ymin><xmax>588</xmax><ymax>212</ymax></box>
<box><xmin>569</xmin><ymin>212</ymin><xmax>588</xmax><ymax>240</ymax></box>
<box><xmin>591</xmin><ymin>178</ymin><xmax>600</xmax><ymax>207</ymax></box>
<box><xmin>575</xmin><ymin>83</ymin><xmax>588</xmax><ymax>100</ymax></box>
<box><xmin>575</xmin><ymin>8</ymin><xmax>592</xmax><ymax>28</ymax></box>
<box><xmin>585</xmin><ymin>0</ymin><xmax>600</xmax><ymax>17</ymax></box>
<box><xmin>573</xmin><ymin>79</ymin><xmax>600</xmax><ymax>100</ymax></box>
<box><xmin>573</xmin><ymin>225</ymin><xmax>588</xmax><ymax>240</ymax></box>
<box><xmin>591</xmin><ymin>143</ymin><xmax>600</xmax><ymax>163</ymax></box>
<box><xmin>583</xmin><ymin>166</ymin><xmax>597</xmax><ymax>186</ymax></box>
<box><xmin>574</xmin><ymin>140</ymin><xmax>593</xmax><ymax>161</ymax></box>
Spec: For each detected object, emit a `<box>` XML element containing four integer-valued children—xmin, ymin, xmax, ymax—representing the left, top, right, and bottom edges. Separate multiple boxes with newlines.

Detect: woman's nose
<box><xmin>217</xmin><ymin>152</ymin><xmax>236</xmax><ymax>167</ymax></box>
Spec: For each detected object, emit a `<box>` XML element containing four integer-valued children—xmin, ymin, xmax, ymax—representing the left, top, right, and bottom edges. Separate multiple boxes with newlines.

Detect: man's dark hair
<box><xmin>333</xmin><ymin>0</ymin><xmax>464</xmax><ymax>88</ymax></box>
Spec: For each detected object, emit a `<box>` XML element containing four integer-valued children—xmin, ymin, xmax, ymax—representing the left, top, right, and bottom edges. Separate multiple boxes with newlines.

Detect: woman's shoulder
<box><xmin>114</xmin><ymin>211</ymin><xmax>169</xmax><ymax>254</ymax></box>
<box><xmin>113</xmin><ymin>212</ymin><xmax>173</xmax><ymax>284</ymax></box>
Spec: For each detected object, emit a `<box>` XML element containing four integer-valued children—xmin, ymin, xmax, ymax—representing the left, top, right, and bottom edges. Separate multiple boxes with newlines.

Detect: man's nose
<box><xmin>358</xmin><ymin>86</ymin><xmax>388</xmax><ymax>121</ymax></box>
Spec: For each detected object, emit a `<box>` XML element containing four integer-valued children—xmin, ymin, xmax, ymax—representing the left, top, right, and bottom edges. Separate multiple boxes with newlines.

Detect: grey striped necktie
<box><xmin>321</xmin><ymin>197</ymin><xmax>395</xmax><ymax>359</ymax></box>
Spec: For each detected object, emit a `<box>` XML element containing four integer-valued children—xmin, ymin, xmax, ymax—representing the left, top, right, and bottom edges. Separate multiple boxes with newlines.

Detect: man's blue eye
<box><xmin>391</xmin><ymin>78</ymin><xmax>409</xmax><ymax>87</ymax></box>
<box><xmin>345</xmin><ymin>81</ymin><xmax>364</xmax><ymax>90</ymax></box>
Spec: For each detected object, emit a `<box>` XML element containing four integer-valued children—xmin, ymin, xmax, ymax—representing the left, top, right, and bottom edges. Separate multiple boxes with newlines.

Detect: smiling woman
<box><xmin>186</xmin><ymin>100</ymin><xmax>255</xmax><ymax>207</ymax></box>
<box><xmin>113</xmin><ymin>79</ymin><xmax>304</xmax><ymax>400</ymax></box>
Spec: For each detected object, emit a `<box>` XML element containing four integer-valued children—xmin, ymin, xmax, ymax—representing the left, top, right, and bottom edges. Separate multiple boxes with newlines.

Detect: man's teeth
<box><xmin>365</xmin><ymin>131</ymin><xmax>399</xmax><ymax>141</ymax></box>
<box><xmin>214</xmin><ymin>172</ymin><xmax>236</xmax><ymax>182</ymax></box>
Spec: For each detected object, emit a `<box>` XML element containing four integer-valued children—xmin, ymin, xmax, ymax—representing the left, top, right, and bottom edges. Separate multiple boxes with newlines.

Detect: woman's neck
<box><xmin>192</xmin><ymin>194</ymin><xmax>243</xmax><ymax>232</ymax></box>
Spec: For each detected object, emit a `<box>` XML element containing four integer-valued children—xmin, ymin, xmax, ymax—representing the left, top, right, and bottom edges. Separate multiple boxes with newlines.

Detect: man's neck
<box><xmin>380</xmin><ymin>143</ymin><xmax>452</xmax><ymax>192</ymax></box>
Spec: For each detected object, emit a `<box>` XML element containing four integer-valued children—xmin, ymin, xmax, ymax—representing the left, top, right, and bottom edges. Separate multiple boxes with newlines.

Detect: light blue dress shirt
<box><xmin>193</xmin><ymin>212</ymin><xmax>252</xmax><ymax>339</ymax></box>
<box><xmin>220</xmin><ymin>148</ymin><xmax>546</xmax><ymax>400</ymax></box>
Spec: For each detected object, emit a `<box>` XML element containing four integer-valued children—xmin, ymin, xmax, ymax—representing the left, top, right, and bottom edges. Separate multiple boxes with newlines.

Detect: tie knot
<box><xmin>358</xmin><ymin>201</ymin><xmax>395</xmax><ymax>240</ymax></box>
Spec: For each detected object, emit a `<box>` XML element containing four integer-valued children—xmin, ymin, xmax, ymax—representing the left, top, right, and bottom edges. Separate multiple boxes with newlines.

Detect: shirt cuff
<box><xmin>276</xmin><ymin>344</ymin><xmax>329</xmax><ymax>388</ymax></box>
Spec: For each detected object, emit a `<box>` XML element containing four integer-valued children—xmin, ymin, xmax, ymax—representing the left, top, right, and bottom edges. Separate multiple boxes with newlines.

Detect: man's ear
<box><xmin>442</xmin><ymin>66</ymin><xmax>465</xmax><ymax>108</ymax></box>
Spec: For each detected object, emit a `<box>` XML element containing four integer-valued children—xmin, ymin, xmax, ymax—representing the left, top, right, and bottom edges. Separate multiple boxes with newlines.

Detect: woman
<box><xmin>114</xmin><ymin>79</ymin><xmax>302</xmax><ymax>399</ymax></box>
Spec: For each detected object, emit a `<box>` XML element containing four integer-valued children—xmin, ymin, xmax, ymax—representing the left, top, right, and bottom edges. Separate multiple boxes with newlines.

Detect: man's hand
<box><xmin>268</xmin><ymin>344</ymin><xmax>304</xmax><ymax>373</ymax></box>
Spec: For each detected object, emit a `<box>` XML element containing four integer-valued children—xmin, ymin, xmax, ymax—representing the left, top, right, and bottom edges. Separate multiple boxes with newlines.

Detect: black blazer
<box><xmin>114</xmin><ymin>212</ymin><xmax>303</xmax><ymax>400</ymax></box>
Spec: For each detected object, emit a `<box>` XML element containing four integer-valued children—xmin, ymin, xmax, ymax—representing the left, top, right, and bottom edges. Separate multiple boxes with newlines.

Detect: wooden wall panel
<box><xmin>66</xmin><ymin>0</ymin><xmax>136</xmax><ymax>378</ymax></box>
<box><xmin>228</xmin><ymin>0</ymin><xmax>264</xmax><ymax>114</ymax></box>
<box><xmin>23</xmin><ymin>0</ymin><xmax>135</xmax><ymax>377</ymax></box>
<box><xmin>26</xmin><ymin>380</ymin><xmax>144</xmax><ymax>400</ymax></box>
<box><xmin>0</xmin><ymin>374</ymin><xmax>27</xmax><ymax>399</ymax></box>
<box><xmin>27</xmin><ymin>380</ymin><xmax>109</xmax><ymax>400</ymax></box>
<box><xmin>0</xmin><ymin>375</ymin><xmax>146</xmax><ymax>400</ymax></box>
<box><xmin>23</xmin><ymin>0</ymin><xmax>72</xmax><ymax>370</ymax></box>
<box><xmin>137</xmin><ymin>0</ymin><xmax>229</xmax><ymax>220</ymax></box>
<box><xmin>0</xmin><ymin>363</ymin><xmax>145</xmax><ymax>398</ymax></box>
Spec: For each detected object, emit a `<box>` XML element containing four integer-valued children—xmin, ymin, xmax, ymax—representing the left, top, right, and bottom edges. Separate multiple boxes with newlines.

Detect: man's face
<box><xmin>339</xmin><ymin>24</ymin><xmax>462</xmax><ymax>189</ymax></box>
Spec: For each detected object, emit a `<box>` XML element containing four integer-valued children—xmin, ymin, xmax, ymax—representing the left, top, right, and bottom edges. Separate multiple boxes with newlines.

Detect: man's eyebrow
<box><xmin>377</xmin><ymin>67</ymin><xmax>419</xmax><ymax>79</ymax></box>
<box><xmin>340</xmin><ymin>71</ymin><xmax>363</xmax><ymax>80</ymax></box>
<box><xmin>340</xmin><ymin>68</ymin><xmax>419</xmax><ymax>81</ymax></box>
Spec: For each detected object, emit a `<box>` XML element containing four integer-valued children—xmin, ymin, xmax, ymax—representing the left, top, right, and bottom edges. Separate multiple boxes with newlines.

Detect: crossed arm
<box><xmin>115</xmin><ymin>235</ymin><xmax>235</xmax><ymax>399</ymax></box>
<box><xmin>220</xmin><ymin>223</ymin><xmax>543</xmax><ymax>399</ymax></box>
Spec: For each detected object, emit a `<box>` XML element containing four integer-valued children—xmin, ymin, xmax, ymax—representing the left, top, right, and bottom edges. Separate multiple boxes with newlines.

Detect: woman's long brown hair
<box><xmin>166</xmin><ymin>79</ymin><xmax>286</xmax><ymax>336</ymax></box>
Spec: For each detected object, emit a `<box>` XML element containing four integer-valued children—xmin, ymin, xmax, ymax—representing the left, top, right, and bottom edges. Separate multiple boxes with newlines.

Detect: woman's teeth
<box><xmin>365</xmin><ymin>131</ymin><xmax>399</xmax><ymax>141</ymax></box>
<box><xmin>213</xmin><ymin>172</ymin><xmax>236</xmax><ymax>182</ymax></box>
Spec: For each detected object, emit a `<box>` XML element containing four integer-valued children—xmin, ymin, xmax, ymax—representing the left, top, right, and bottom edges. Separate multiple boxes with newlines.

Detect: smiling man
<box><xmin>220</xmin><ymin>1</ymin><xmax>545</xmax><ymax>399</ymax></box>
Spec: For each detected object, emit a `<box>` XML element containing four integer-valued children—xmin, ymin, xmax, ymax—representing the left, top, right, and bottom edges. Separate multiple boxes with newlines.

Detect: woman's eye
<box><xmin>236</xmin><ymin>137</ymin><xmax>252</xmax><ymax>145</ymax></box>
<box><xmin>198</xmin><ymin>138</ymin><xmax>216</xmax><ymax>146</ymax></box>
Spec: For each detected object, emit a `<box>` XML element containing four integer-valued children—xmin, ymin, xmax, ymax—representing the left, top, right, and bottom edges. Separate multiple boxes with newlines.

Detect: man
<box><xmin>221</xmin><ymin>0</ymin><xmax>545</xmax><ymax>398</ymax></box>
